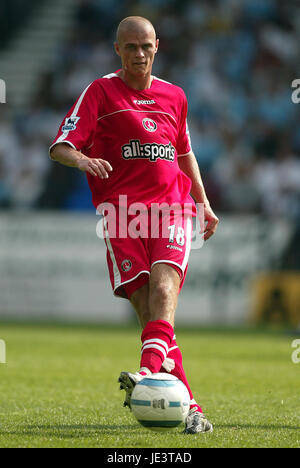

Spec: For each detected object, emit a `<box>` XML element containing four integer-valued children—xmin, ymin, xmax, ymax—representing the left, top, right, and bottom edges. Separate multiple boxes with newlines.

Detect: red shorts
<box><xmin>102</xmin><ymin>208</ymin><xmax>193</xmax><ymax>299</ymax></box>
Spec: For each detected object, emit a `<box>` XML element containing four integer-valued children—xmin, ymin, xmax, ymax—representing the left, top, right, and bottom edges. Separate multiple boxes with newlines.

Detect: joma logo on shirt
<box><xmin>122</xmin><ymin>139</ymin><xmax>175</xmax><ymax>162</ymax></box>
<box><xmin>133</xmin><ymin>99</ymin><xmax>156</xmax><ymax>105</ymax></box>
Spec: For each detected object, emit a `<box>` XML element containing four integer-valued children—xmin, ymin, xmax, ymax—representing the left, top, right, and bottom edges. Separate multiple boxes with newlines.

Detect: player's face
<box><xmin>115</xmin><ymin>28</ymin><xmax>158</xmax><ymax>77</ymax></box>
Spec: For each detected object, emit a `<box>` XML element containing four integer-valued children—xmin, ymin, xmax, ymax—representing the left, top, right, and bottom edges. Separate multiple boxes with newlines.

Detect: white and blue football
<box><xmin>131</xmin><ymin>373</ymin><xmax>190</xmax><ymax>431</ymax></box>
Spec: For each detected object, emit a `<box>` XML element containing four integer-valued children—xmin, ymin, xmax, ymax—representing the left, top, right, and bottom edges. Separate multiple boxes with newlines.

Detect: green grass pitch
<box><xmin>0</xmin><ymin>323</ymin><xmax>299</xmax><ymax>448</ymax></box>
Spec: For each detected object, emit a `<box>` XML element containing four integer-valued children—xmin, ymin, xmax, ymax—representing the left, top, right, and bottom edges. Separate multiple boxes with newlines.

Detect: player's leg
<box><xmin>137</xmin><ymin>263</ymin><xmax>180</xmax><ymax>376</ymax></box>
<box><xmin>144</xmin><ymin>212</ymin><xmax>197</xmax><ymax>397</ymax></box>
<box><xmin>117</xmin><ymin>210</ymin><xmax>213</xmax><ymax>432</ymax></box>
<box><xmin>126</xmin><ymin>263</ymin><xmax>180</xmax><ymax>376</ymax></box>
<box><xmin>123</xmin><ymin>264</ymin><xmax>213</xmax><ymax>433</ymax></box>
<box><xmin>131</xmin><ymin>264</ymin><xmax>202</xmax><ymax>408</ymax></box>
<box><xmin>147</xmin><ymin>213</ymin><xmax>212</xmax><ymax>432</ymax></box>
<box><xmin>126</xmin><ymin>210</ymin><xmax>198</xmax><ymax>397</ymax></box>
<box><xmin>128</xmin><ymin>264</ymin><xmax>196</xmax><ymax>400</ymax></box>
<box><xmin>119</xmin><ymin>264</ymin><xmax>179</xmax><ymax>407</ymax></box>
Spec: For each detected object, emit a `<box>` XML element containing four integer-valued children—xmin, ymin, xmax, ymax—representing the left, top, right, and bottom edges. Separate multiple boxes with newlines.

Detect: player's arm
<box><xmin>50</xmin><ymin>143</ymin><xmax>113</xmax><ymax>179</ymax></box>
<box><xmin>50</xmin><ymin>81</ymin><xmax>112</xmax><ymax>179</ymax></box>
<box><xmin>178</xmin><ymin>150</ymin><xmax>219</xmax><ymax>241</ymax></box>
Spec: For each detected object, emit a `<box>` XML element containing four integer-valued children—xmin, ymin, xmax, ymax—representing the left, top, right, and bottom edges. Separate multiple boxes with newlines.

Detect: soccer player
<box><xmin>49</xmin><ymin>16</ymin><xmax>219</xmax><ymax>434</ymax></box>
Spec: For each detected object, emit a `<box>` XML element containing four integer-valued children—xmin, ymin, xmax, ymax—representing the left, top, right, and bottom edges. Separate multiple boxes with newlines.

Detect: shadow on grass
<box><xmin>1</xmin><ymin>422</ymin><xmax>300</xmax><ymax>440</ymax></box>
<box><xmin>0</xmin><ymin>424</ymin><xmax>141</xmax><ymax>439</ymax></box>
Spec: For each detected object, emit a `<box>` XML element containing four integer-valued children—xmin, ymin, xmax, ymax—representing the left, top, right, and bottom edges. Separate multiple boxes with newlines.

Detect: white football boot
<box><xmin>183</xmin><ymin>407</ymin><xmax>213</xmax><ymax>434</ymax></box>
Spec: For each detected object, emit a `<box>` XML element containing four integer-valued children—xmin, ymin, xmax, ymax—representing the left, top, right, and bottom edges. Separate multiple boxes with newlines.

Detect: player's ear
<box><xmin>155</xmin><ymin>39</ymin><xmax>159</xmax><ymax>54</ymax></box>
<box><xmin>114</xmin><ymin>42</ymin><xmax>121</xmax><ymax>56</ymax></box>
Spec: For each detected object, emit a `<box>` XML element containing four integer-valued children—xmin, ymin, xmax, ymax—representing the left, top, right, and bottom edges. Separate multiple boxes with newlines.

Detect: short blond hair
<box><xmin>116</xmin><ymin>16</ymin><xmax>156</xmax><ymax>44</ymax></box>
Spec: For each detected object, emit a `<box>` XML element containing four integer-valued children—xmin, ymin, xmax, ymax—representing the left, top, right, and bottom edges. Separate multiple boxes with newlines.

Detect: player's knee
<box><xmin>150</xmin><ymin>279</ymin><xmax>174</xmax><ymax>304</ymax></box>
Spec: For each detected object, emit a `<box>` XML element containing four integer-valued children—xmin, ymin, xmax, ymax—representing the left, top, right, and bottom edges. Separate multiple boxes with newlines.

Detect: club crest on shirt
<box><xmin>121</xmin><ymin>259</ymin><xmax>132</xmax><ymax>272</ymax></box>
<box><xmin>142</xmin><ymin>118</ymin><xmax>157</xmax><ymax>132</ymax></box>
<box><xmin>62</xmin><ymin>117</ymin><xmax>80</xmax><ymax>132</ymax></box>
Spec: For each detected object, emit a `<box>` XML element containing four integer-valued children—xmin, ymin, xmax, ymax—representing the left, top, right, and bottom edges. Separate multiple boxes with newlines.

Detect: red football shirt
<box><xmin>50</xmin><ymin>73</ymin><xmax>195</xmax><ymax>213</ymax></box>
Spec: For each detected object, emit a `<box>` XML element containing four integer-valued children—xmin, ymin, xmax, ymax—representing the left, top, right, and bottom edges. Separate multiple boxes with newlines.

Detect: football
<box><xmin>131</xmin><ymin>373</ymin><xmax>190</xmax><ymax>431</ymax></box>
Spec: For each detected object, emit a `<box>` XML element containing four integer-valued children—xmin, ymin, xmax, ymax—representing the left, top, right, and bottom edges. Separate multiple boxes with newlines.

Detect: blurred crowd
<box><xmin>0</xmin><ymin>0</ymin><xmax>42</xmax><ymax>50</ymax></box>
<box><xmin>0</xmin><ymin>0</ymin><xmax>300</xmax><ymax>221</ymax></box>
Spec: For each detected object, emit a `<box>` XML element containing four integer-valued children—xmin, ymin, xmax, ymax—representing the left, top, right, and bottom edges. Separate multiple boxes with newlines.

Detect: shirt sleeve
<box><xmin>176</xmin><ymin>91</ymin><xmax>193</xmax><ymax>157</ymax></box>
<box><xmin>49</xmin><ymin>80</ymin><xmax>102</xmax><ymax>155</ymax></box>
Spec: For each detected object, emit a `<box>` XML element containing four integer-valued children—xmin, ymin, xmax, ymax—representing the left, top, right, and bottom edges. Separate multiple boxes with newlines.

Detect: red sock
<box><xmin>160</xmin><ymin>338</ymin><xmax>203</xmax><ymax>413</ymax></box>
<box><xmin>140</xmin><ymin>320</ymin><xmax>174</xmax><ymax>374</ymax></box>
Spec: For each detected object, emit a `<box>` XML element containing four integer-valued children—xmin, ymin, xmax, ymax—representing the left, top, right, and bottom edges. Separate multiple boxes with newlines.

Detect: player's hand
<box><xmin>203</xmin><ymin>205</ymin><xmax>219</xmax><ymax>241</ymax></box>
<box><xmin>77</xmin><ymin>157</ymin><xmax>113</xmax><ymax>179</ymax></box>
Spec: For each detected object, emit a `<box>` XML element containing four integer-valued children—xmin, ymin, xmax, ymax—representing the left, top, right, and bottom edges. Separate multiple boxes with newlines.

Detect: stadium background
<box><xmin>0</xmin><ymin>0</ymin><xmax>299</xmax><ymax>328</ymax></box>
